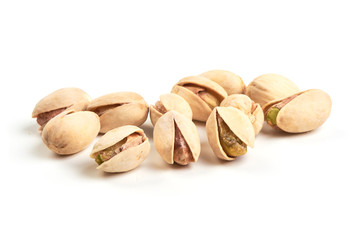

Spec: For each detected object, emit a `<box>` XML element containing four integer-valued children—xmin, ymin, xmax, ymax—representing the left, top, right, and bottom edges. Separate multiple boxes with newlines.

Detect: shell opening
<box><xmin>92</xmin><ymin>103</ymin><xmax>129</xmax><ymax>116</ymax></box>
<box><xmin>153</xmin><ymin>101</ymin><xmax>167</xmax><ymax>114</ymax></box>
<box><xmin>36</xmin><ymin>106</ymin><xmax>69</xmax><ymax>127</ymax></box>
<box><xmin>173</xmin><ymin>120</ymin><xmax>194</xmax><ymax>165</ymax></box>
<box><xmin>182</xmin><ymin>83</ymin><xmax>221</xmax><ymax>109</ymax></box>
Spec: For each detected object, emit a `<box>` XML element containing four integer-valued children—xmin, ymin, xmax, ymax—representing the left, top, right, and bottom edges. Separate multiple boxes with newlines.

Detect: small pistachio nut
<box><xmin>200</xmin><ymin>70</ymin><xmax>246</xmax><ymax>95</ymax></box>
<box><xmin>149</xmin><ymin>93</ymin><xmax>192</xmax><ymax>126</ymax></box>
<box><xmin>245</xmin><ymin>73</ymin><xmax>300</xmax><ymax>107</ymax></box>
<box><xmin>42</xmin><ymin>110</ymin><xmax>100</xmax><ymax>155</ymax></box>
<box><xmin>153</xmin><ymin>111</ymin><xmax>201</xmax><ymax>165</ymax></box>
<box><xmin>171</xmin><ymin>76</ymin><xmax>228</xmax><ymax>122</ymax></box>
<box><xmin>90</xmin><ymin>125</ymin><xmax>150</xmax><ymax>173</ymax></box>
<box><xmin>262</xmin><ymin>89</ymin><xmax>332</xmax><ymax>133</ymax></box>
<box><xmin>206</xmin><ymin>107</ymin><xmax>255</xmax><ymax>161</ymax></box>
<box><xmin>87</xmin><ymin>92</ymin><xmax>149</xmax><ymax>133</ymax></box>
<box><xmin>220</xmin><ymin>94</ymin><xmax>264</xmax><ymax>135</ymax></box>
<box><xmin>32</xmin><ymin>87</ymin><xmax>91</xmax><ymax>129</ymax></box>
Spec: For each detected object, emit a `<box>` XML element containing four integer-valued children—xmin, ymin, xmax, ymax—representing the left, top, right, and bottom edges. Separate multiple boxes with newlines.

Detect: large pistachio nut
<box><xmin>200</xmin><ymin>70</ymin><xmax>246</xmax><ymax>95</ymax></box>
<box><xmin>32</xmin><ymin>88</ymin><xmax>91</xmax><ymax>129</ymax></box>
<box><xmin>220</xmin><ymin>94</ymin><xmax>264</xmax><ymax>135</ymax></box>
<box><xmin>245</xmin><ymin>73</ymin><xmax>300</xmax><ymax>107</ymax></box>
<box><xmin>206</xmin><ymin>107</ymin><xmax>255</xmax><ymax>161</ymax></box>
<box><xmin>263</xmin><ymin>89</ymin><xmax>332</xmax><ymax>133</ymax></box>
<box><xmin>153</xmin><ymin>110</ymin><xmax>201</xmax><ymax>165</ymax></box>
<box><xmin>90</xmin><ymin>125</ymin><xmax>150</xmax><ymax>173</ymax></box>
<box><xmin>42</xmin><ymin>110</ymin><xmax>100</xmax><ymax>155</ymax></box>
<box><xmin>87</xmin><ymin>92</ymin><xmax>149</xmax><ymax>133</ymax></box>
<box><xmin>171</xmin><ymin>76</ymin><xmax>228</xmax><ymax>122</ymax></box>
<box><xmin>150</xmin><ymin>93</ymin><xmax>192</xmax><ymax>126</ymax></box>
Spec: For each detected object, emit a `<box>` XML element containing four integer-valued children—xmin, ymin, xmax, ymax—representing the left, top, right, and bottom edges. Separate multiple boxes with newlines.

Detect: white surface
<box><xmin>1</xmin><ymin>1</ymin><xmax>359</xmax><ymax>239</ymax></box>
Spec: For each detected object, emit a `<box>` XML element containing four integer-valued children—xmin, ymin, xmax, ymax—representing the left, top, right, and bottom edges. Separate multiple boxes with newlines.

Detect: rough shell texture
<box><xmin>90</xmin><ymin>125</ymin><xmax>150</xmax><ymax>173</ymax></box>
<box><xmin>206</xmin><ymin>107</ymin><xmax>255</xmax><ymax>160</ymax></box>
<box><xmin>42</xmin><ymin>110</ymin><xmax>100</xmax><ymax>155</ymax></box>
<box><xmin>200</xmin><ymin>70</ymin><xmax>246</xmax><ymax>95</ymax></box>
<box><xmin>171</xmin><ymin>76</ymin><xmax>228</xmax><ymax>122</ymax></box>
<box><xmin>153</xmin><ymin>110</ymin><xmax>200</xmax><ymax>164</ymax></box>
<box><xmin>245</xmin><ymin>73</ymin><xmax>300</xmax><ymax>107</ymax></box>
<box><xmin>149</xmin><ymin>93</ymin><xmax>192</xmax><ymax>126</ymax></box>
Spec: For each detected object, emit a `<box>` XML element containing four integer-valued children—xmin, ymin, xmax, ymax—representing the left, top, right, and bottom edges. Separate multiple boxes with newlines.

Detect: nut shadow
<box><xmin>259</xmin><ymin>124</ymin><xmax>309</xmax><ymax>138</ymax></box>
<box><xmin>141</xmin><ymin>122</ymin><xmax>154</xmax><ymax>140</ymax></box>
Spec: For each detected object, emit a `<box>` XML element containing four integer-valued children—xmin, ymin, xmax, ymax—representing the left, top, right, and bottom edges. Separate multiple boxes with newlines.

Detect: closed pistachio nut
<box><xmin>153</xmin><ymin>111</ymin><xmax>201</xmax><ymax>165</ymax></box>
<box><xmin>32</xmin><ymin>87</ymin><xmax>91</xmax><ymax>129</ymax></box>
<box><xmin>87</xmin><ymin>92</ymin><xmax>149</xmax><ymax>133</ymax></box>
<box><xmin>42</xmin><ymin>110</ymin><xmax>100</xmax><ymax>155</ymax></box>
<box><xmin>263</xmin><ymin>89</ymin><xmax>332</xmax><ymax>133</ymax></box>
<box><xmin>90</xmin><ymin>125</ymin><xmax>150</xmax><ymax>173</ymax></box>
<box><xmin>171</xmin><ymin>76</ymin><xmax>228</xmax><ymax>122</ymax></box>
<box><xmin>246</xmin><ymin>73</ymin><xmax>300</xmax><ymax>107</ymax></box>
<box><xmin>150</xmin><ymin>93</ymin><xmax>192</xmax><ymax>126</ymax></box>
<box><xmin>206</xmin><ymin>107</ymin><xmax>255</xmax><ymax>161</ymax></box>
<box><xmin>200</xmin><ymin>70</ymin><xmax>246</xmax><ymax>95</ymax></box>
<box><xmin>220</xmin><ymin>94</ymin><xmax>264</xmax><ymax>135</ymax></box>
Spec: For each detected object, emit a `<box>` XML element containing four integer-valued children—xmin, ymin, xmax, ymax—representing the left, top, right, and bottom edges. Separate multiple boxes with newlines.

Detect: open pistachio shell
<box><xmin>206</xmin><ymin>107</ymin><xmax>255</xmax><ymax>160</ymax></box>
<box><xmin>149</xmin><ymin>93</ymin><xmax>192</xmax><ymax>126</ymax></box>
<box><xmin>171</xmin><ymin>76</ymin><xmax>228</xmax><ymax>122</ymax></box>
<box><xmin>263</xmin><ymin>89</ymin><xmax>332</xmax><ymax>133</ymax></box>
<box><xmin>200</xmin><ymin>70</ymin><xmax>246</xmax><ymax>95</ymax></box>
<box><xmin>153</xmin><ymin>111</ymin><xmax>200</xmax><ymax>165</ymax></box>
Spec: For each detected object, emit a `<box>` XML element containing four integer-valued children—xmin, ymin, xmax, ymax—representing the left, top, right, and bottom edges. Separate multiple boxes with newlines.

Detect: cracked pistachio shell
<box><xmin>41</xmin><ymin>110</ymin><xmax>100</xmax><ymax>155</ymax></box>
<box><xmin>87</xmin><ymin>92</ymin><xmax>149</xmax><ymax>133</ymax></box>
<box><xmin>171</xmin><ymin>76</ymin><xmax>228</xmax><ymax>122</ymax></box>
<box><xmin>90</xmin><ymin>125</ymin><xmax>150</xmax><ymax>173</ymax></box>
<box><xmin>200</xmin><ymin>70</ymin><xmax>246</xmax><ymax>95</ymax></box>
<box><xmin>153</xmin><ymin>111</ymin><xmax>200</xmax><ymax>165</ymax></box>
<box><xmin>220</xmin><ymin>94</ymin><xmax>264</xmax><ymax>135</ymax></box>
<box><xmin>206</xmin><ymin>107</ymin><xmax>255</xmax><ymax>161</ymax></box>
<box><xmin>150</xmin><ymin>93</ymin><xmax>192</xmax><ymax>126</ymax></box>
<box><xmin>246</xmin><ymin>73</ymin><xmax>300</xmax><ymax>107</ymax></box>
<box><xmin>263</xmin><ymin>89</ymin><xmax>332</xmax><ymax>133</ymax></box>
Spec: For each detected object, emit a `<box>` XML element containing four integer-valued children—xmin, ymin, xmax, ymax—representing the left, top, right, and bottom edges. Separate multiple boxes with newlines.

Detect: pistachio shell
<box><xmin>149</xmin><ymin>93</ymin><xmax>192</xmax><ymax>126</ymax></box>
<box><xmin>42</xmin><ymin>110</ymin><xmax>100</xmax><ymax>155</ymax></box>
<box><xmin>200</xmin><ymin>70</ymin><xmax>246</xmax><ymax>95</ymax></box>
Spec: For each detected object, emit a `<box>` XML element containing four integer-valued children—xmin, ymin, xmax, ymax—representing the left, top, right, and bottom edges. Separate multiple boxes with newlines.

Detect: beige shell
<box><xmin>206</xmin><ymin>107</ymin><xmax>255</xmax><ymax>161</ymax></box>
<box><xmin>149</xmin><ymin>93</ymin><xmax>192</xmax><ymax>126</ymax></box>
<box><xmin>200</xmin><ymin>70</ymin><xmax>246</xmax><ymax>95</ymax></box>
<box><xmin>42</xmin><ymin>110</ymin><xmax>100</xmax><ymax>155</ymax></box>
<box><xmin>263</xmin><ymin>89</ymin><xmax>332</xmax><ymax>133</ymax></box>
<box><xmin>171</xmin><ymin>76</ymin><xmax>228</xmax><ymax>122</ymax></box>
<box><xmin>153</xmin><ymin>110</ymin><xmax>200</xmax><ymax>165</ymax></box>
<box><xmin>220</xmin><ymin>94</ymin><xmax>264</xmax><ymax>135</ymax></box>
<box><xmin>87</xmin><ymin>92</ymin><xmax>149</xmax><ymax>133</ymax></box>
<box><xmin>90</xmin><ymin>125</ymin><xmax>150</xmax><ymax>173</ymax></box>
<box><xmin>245</xmin><ymin>73</ymin><xmax>300</xmax><ymax>107</ymax></box>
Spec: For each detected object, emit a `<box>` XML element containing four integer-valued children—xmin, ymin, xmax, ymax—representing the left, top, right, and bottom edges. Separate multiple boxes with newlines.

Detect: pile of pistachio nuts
<box><xmin>32</xmin><ymin>70</ymin><xmax>332</xmax><ymax>173</ymax></box>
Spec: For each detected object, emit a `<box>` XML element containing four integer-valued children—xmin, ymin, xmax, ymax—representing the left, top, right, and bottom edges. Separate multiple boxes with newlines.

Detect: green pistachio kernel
<box><xmin>266</xmin><ymin>107</ymin><xmax>280</xmax><ymax>126</ymax></box>
<box><xmin>95</xmin><ymin>155</ymin><xmax>104</xmax><ymax>165</ymax></box>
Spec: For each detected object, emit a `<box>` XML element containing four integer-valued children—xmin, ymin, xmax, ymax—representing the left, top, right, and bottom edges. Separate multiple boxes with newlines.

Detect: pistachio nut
<box><xmin>87</xmin><ymin>92</ymin><xmax>149</xmax><ymax>133</ymax></box>
<box><xmin>206</xmin><ymin>107</ymin><xmax>255</xmax><ymax>160</ymax></box>
<box><xmin>245</xmin><ymin>73</ymin><xmax>300</xmax><ymax>107</ymax></box>
<box><xmin>262</xmin><ymin>89</ymin><xmax>332</xmax><ymax>133</ymax></box>
<box><xmin>149</xmin><ymin>93</ymin><xmax>192</xmax><ymax>126</ymax></box>
<box><xmin>42</xmin><ymin>110</ymin><xmax>100</xmax><ymax>155</ymax></box>
<box><xmin>171</xmin><ymin>76</ymin><xmax>228</xmax><ymax>122</ymax></box>
<box><xmin>220</xmin><ymin>94</ymin><xmax>264</xmax><ymax>135</ymax></box>
<box><xmin>200</xmin><ymin>70</ymin><xmax>246</xmax><ymax>95</ymax></box>
<box><xmin>153</xmin><ymin>110</ymin><xmax>200</xmax><ymax>165</ymax></box>
<box><xmin>90</xmin><ymin>125</ymin><xmax>150</xmax><ymax>173</ymax></box>
<box><xmin>32</xmin><ymin>87</ymin><xmax>91</xmax><ymax>129</ymax></box>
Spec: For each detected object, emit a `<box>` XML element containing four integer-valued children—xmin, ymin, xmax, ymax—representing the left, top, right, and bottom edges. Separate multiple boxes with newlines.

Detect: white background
<box><xmin>1</xmin><ymin>0</ymin><xmax>359</xmax><ymax>239</ymax></box>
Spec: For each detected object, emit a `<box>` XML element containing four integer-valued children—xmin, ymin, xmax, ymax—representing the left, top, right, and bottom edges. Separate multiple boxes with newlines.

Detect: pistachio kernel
<box><xmin>266</xmin><ymin>107</ymin><xmax>280</xmax><ymax>126</ymax></box>
<box><xmin>184</xmin><ymin>84</ymin><xmax>220</xmax><ymax>109</ymax></box>
<box><xmin>173</xmin><ymin>121</ymin><xmax>193</xmax><ymax>165</ymax></box>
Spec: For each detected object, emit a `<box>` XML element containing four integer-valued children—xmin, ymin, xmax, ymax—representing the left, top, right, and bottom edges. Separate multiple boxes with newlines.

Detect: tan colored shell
<box><xmin>87</xmin><ymin>92</ymin><xmax>149</xmax><ymax>133</ymax></box>
<box><xmin>171</xmin><ymin>76</ymin><xmax>228</xmax><ymax>122</ymax></box>
<box><xmin>220</xmin><ymin>94</ymin><xmax>264</xmax><ymax>135</ymax></box>
<box><xmin>41</xmin><ymin>110</ymin><xmax>100</xmax><ymax>155</ymax></box>
<box><xmin>246</xmin><ymin>73</ymin><xmax>300</xmax><ymax>107</ymax></box>
<box><xmin>153</xmin><ymin>110</ymin><xmax>200</xmax><ymax>165</ymax></box>
<box><xmin>149</xmin><ymin>93</ymin><xmax>192</xmax><ymax>126</ymax></box>
<box><xmin>263</xmin><ymin>89</ymin><xmax>332</xmax><ymax>133</ymax></box>
<box><xmin>90</xmin><ymin>125</ymin><xmax>150</xmax><ymax>173</ymax></box>
<box><xmin>200</xmin><ymin>70</ymin><xmax>246</xmax><ymax>95</ymax></box>
<box><xmin>206</xmin><ymin>107</ymin><xmax>255</xmax><ymax>161</ymax></box>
